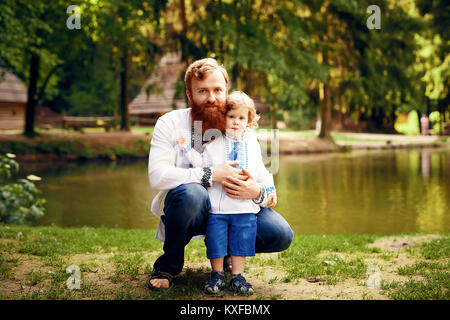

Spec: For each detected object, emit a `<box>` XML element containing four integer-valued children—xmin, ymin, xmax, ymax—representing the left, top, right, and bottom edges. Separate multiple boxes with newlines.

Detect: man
<box><xmin>147</xmin><ymin>58</ymin><xmax>294</xmax><ymax>289</ymax></box>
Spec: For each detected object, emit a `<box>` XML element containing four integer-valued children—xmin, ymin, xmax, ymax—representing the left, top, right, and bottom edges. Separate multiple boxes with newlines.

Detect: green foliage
<box><xmin>395</xmin><ymin>111</ymin><xmax>420</xmax><ymax>135</ymax></box>
<box><xmin>0</xmin><ymin>153</ymin><xmax>19</xmax><ymax>181</ymax></box>
<box><xmin>1</xmin><ymin>0</ymin><xmax>448</xmax><ymax>134</ymax></box>
<box><xmin>416</xmin><ymin>0</ymin><xmax>449</xmax><ymax>102</ymax></box>
<box><xmin>0</xmin><ymin>154</ymin><xmax>45</xmax><ymax>224</ymax></box>
<box><xmin>429</xmin><ymin>111</ymin><xmax>442</xmax><ymax>133</ymax></box>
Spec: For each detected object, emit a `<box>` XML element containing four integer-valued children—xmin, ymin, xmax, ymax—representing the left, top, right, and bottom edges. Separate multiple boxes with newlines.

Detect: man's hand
<box><xmin>223</xmin><ymin>168</ymin><xmax>261</xmax><ymax>200</ymax></box>
<box><xmin>212</xmin><ymin>161</ymin><xmax>247</xmax><ymax>184</ymax></box>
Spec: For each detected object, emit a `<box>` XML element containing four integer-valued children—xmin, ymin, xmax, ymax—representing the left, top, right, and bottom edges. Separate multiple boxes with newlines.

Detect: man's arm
<box><xmin>149</xmin><ymin>116</ymin><xmax>244</xmax><ymax>190</ymax></box>
<box><xmin>148</xmin><ymin>116</ymin><xmax>211</xmax><ymax>190</ymax></box>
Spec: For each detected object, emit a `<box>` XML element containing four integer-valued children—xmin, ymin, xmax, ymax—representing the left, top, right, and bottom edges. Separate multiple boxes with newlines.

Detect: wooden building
<box><xmin>129</xmin><ymin>53</ymin><xmax>187</xmax><ymax>126</ymax></box>
<box><xmin>129</xmin><ymin>53</ymin><xmax>271</xmax><ymax>127</ymax></box>
<box><xmin>0</xmin><ymin>70</ymin><xmax>27</xmax><ymax>129</ymax></box>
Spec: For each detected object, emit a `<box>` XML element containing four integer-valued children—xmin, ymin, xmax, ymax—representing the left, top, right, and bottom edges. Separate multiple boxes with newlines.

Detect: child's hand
<box><xmin>176</xmin><ymin>136</ymin><xmax>187</xmax><ymax>149</ymax></box>
<box><xmin>267</xmin><ymin>193</ymin><xmax>277</xmax><ymax>209</ymax></box>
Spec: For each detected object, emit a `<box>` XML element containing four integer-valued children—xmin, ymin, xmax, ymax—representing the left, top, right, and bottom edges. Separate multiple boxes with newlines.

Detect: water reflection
<box><xmin>22</xmin><ymin>160</ymin><xmax>161</xmax><ymax>229</ymax></box>
<box><xmin>22</xmin><ymin>148</ymin><xmax>450</xmax><ymax>234</ymax></box>
<box><xmin>274</xmin><ymin>148</ymin><xmax>449</xmax><ymax>234</ymax></box>
<box><xmin>421</xmin><ymin>150</ymin><xmax>431</xmax><ymax>178</ymax></box>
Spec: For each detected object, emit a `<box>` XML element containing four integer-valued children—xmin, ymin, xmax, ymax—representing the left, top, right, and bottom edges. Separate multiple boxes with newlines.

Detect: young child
<box><xmin>176</xmin><ymin>91</ymin><xmax>277</xmax><ymax>295</ymax></box>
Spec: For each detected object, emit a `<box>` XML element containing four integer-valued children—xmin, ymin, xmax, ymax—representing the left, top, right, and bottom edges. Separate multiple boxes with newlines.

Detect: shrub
<box><xmin>0</xmin><ymin>154</ymin><xmax>46</xmax><ymax>224</ymax></box>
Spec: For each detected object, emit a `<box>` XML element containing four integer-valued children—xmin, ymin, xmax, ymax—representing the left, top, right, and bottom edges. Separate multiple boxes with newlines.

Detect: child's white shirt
<box><xmin>180</xmin><ymin>132</ymin><xmax>276</xmax><ymax>214</ymax></box>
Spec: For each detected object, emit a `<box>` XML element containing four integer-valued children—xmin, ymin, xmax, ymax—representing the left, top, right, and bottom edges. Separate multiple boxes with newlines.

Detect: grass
<box><xmin>331</xmin><ymin>133</ymin><xmax>387</xmax><ymax>143</ymax></box>
<box><xmin>0</xmin><ymin>136</ymin><xmax>150</xmax><ymax>161</ymax></box>
<box><xmin>256</xmin><ymin>129</ymin><xmax>392</xmax><ymax>143</ymax></box>
<box><xmin>380</xmin><ymin>236</ymin><xmax>450</xmax><ymax>300</ymax></box>
<box><xmin>80</xmin><ymin>126</ymin><xmax>154</xmax><ymax>135</ymax></box>
<box><xmin>0</xmin><ymin>225</ymin><xmax>448</xmax><ymax>300</ymax></box>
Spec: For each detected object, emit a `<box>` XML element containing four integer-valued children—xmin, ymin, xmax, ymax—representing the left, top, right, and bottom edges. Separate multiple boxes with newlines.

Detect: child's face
<box><xmin>225</xmin><ymin>106</ymin><xmax>249</xmax><ymax>138</ymax></box>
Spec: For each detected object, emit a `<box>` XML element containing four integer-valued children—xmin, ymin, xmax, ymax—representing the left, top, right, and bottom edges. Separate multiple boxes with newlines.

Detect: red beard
<box><xmin>190</xmin><ymin>99</ymin><xmax>226</xmax><ymax>133</ymax></box>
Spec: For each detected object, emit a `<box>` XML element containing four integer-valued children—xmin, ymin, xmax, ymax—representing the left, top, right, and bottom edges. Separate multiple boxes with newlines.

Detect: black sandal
<box><xmin>147</xmin><ymin>270</ymin><xmax>174</xmax><ymax>290</ymax></box>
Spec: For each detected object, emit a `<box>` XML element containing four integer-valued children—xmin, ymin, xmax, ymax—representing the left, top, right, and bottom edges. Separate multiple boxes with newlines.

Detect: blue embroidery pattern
<box><xmin>225</xmin><ymin>135</ymin><xmax>248</xmax><ymax>170</ymax></box>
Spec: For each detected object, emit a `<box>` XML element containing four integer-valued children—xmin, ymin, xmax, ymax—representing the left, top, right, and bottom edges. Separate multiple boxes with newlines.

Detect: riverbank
<box><xmin>0</xmin><ymin>130</ymin><xmax>151</xmax><ymax>161</ymax></box>
<box><xmin>0</xmin><ymin>224</ymin><xmax>448</xmax><ymax>300</ymax></box>
<box><xmin>258</xmin><ymin>131</ymin><xmax>448</xmax><ymax>154</ymax></box>
<box><xmin>0</xmin><ymin>129</ymin><xmax>448</xmax><ymax>162</ymax></box>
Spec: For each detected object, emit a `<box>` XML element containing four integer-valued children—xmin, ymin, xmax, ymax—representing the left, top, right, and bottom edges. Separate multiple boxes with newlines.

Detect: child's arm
<box><xmin>176</xmin><ymin>136</ymin><xmax>211</xmax><ymax>168</ymax></box>
<box><xmin>266</xmin><ymin>188</ymin><xmax>277</xmax><ymax>209</ymax></box>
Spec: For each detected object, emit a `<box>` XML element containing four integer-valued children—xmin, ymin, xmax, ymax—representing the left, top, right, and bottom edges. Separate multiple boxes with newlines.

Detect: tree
<box><xmin>95</xmin><ymin>0</ymin><xmax>166</xmax><ymax>131</ymax></box>
<box><xmin>301</xmin><ymin>0</ymin><xmax>424</xmax><ymax>136</ymax></box>
<box><xmin>0</xmin><ymin>0</ymin><xmax>67</xmax><ymax>137</ymax></box>
<box><xmin>173</xmin><ymin>0</ymin><xmax>327</xmax><ymax>129</ymax></box>
<box><xmin>416</xmin><ymin>0</ymin><xmax>449</xmax><ymax>133</ymax></box>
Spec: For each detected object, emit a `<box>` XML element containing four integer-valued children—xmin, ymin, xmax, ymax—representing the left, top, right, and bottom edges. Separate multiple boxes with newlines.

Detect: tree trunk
<box><xmin>318</xmin><ymin>80</ymin><xmax>333</xmax><ymax>140</ymax></box>
<box><xmin>417</xmin><ymin>109</ymin><xmax>422</xmax><ymax>133</ymax></box>
<box><xmin>438</xmin><ymin>98</ymin><xmax>445</xmax><ymax>135</ymax></box>
<box><xmin>317</xmin><ymin>11</ymin><xmax>334</xmax><ymax>142</ymax></box>
<box><xmin>24</xmin><ymin>53</ymin><xmax>40</xmax><ymax>138</ymax></box>
<box><xmin>179</xmin><ymin>0</ymin><xmax>188</xmax><ymax>62</ymax></box>
<box><xmin>119</xmin><ymin>45</ymin><xmax>130</xmax><ymax>131</ymax></box>
<box><xmin>270</xmin><ymin>94</ymin><xmax>277</xmax><ymax>129</ymax></box>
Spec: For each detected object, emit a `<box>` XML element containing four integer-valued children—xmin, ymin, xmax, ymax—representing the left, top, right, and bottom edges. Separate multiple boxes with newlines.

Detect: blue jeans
<box><xmin>205</xmin><ymin>213</ymin><xmax>257</xmax><ymax>259</ymax></box>
<box><xmin>152</xmin><ymin>183</ymin><xmax>294</xmax><ymax>275</ymax></box>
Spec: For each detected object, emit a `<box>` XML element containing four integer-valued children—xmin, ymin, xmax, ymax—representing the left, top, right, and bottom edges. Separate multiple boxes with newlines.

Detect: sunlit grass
<box><xmin>1</xmin><ymin>225</ymin><xmax>448</xmax><ymax>300</ymax></box>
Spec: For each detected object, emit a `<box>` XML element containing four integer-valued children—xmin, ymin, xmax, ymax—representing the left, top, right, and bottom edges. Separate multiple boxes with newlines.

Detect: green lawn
<box><xmin>0</xmin><ymin>225</ymin><xmax>448</xmax><ymax>300</ymax></box>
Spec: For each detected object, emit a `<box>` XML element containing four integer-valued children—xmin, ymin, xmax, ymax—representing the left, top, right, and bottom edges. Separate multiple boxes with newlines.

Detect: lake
<box><xmin>21</xmin><ymin>147</ymin><xmax>450</xmax><ymax>235</ymax></box>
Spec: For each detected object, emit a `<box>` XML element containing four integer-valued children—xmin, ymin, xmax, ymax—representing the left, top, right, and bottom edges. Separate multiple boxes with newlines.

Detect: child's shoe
<box><xmin>228</xmin><ymin>274</ymin><xmax>254</xmax><ymax>295</ymax></box>
<box><xmin>204</xmin><ymin>271</ymin><xmax>225</xmax><ymax>294</ymax></box>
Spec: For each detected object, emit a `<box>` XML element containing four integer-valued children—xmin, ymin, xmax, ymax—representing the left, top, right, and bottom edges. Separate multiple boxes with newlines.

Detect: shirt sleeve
<box><xmin>148</xmin><ymin>116</ymin><xmax>212</xmax><ymax>190</ymax></box>
<box><xmin>249</xmin><ymin>133</ymin><xmax>276</xmax><ymax>207</ymax></box>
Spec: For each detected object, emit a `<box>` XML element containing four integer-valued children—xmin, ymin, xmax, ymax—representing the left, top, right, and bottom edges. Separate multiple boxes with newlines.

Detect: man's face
<box><xmin>225</xmin><ymin>106</ymin><xmax>249</xmax><ymax>138</ymax></box>
<box><xmin>187</xmin><ymin>69</ymin><xmax>227</xmax><ymax>123</ymax></box>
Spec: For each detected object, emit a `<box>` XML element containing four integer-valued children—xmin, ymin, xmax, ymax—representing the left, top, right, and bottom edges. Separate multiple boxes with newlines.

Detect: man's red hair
<box><xmin>184</xmin><ymin>58</ymin><xmax>229</xmax><ymax>94</ymax></box>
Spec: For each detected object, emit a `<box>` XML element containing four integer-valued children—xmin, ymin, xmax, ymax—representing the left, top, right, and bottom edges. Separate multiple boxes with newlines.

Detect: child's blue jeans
<box><xmin>205</xmin><ymin>213</ymin><xmax>257</xmax><ymax>259</ymax></box>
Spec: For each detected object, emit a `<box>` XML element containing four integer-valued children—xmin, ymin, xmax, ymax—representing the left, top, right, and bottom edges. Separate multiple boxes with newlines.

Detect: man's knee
<box><xmin>277</xmin><ymin>225</ymin><xmax>294</xmax><ymax>251</ymax></box>
<box><xmin>256</xmin><ymin>208</ymin><xmax>294</xmax><ymax>253</ymax></box>
<box><xmin>264</xmin><ymin>223</ymin><xmax>293</xmax><ymax>252</ymax></box>
<box><xmin>165</xmin><ymin>183</ymin><xmax>210</xmax><ymax>220</ymax></box>
<box><xmin>167</xmin><ymin>183</ymin><xmax>208</xmax><ymax>203</ymax></box>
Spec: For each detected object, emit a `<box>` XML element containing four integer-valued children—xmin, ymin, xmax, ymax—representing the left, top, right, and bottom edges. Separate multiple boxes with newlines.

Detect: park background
<box><xmin>0</xmin><ymin>0</ymin><xmax>449</xmax><ymax>300</ymax></box>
